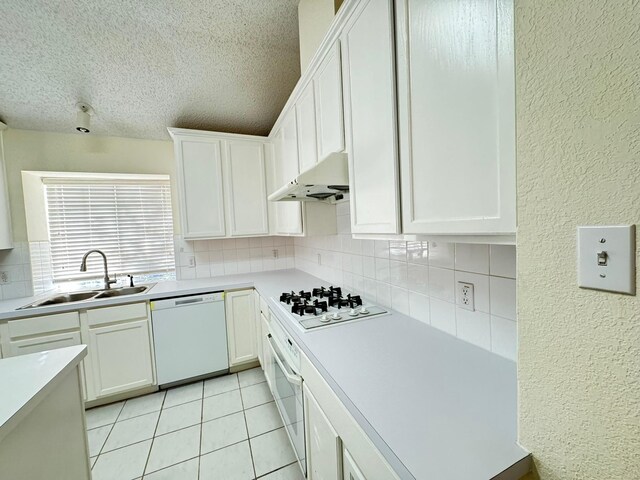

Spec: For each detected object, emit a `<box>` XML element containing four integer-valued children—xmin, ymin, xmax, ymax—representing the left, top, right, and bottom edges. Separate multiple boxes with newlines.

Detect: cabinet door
<box><xmin>305</xmin><ymin>385</ymin><xmax>342</xmax><ymax>480</ymax></box>
<box><xmin>175</xmin><ymin>137</ymin><xmax>227</xmax><ymax>238</ymax></box>
<box><xmin>225</xmin><ymin>289</ymin><xmax>258</xmax><ymax>367</ymax></box>
<box><xmin>0</xmin><ymin>129</ymin><xmax>12</xmax><ymax>250</ymax></box>
<box><xmin>87</xmin><ymin>319</ymin><xmax>154</xmax><ymax>398</ymax></box>
<box><xmin>254</xmin><ymin>291</ymin><xmax>264</xmax><ymax>367</ymax></box>
<box><xmin>224</xmin><ymin>140</ymin><xmax>269</xmax><ymax>236</ymax></box>
<box><xmin>273</xmin><ymin>116</ymin><xmax>303</xmax><ymax>235</ymax></box>
<box><xmin>341</xmin><ymin>0</ymin><xmax>400</xmax><ymax>234</ymax></box>
<box><xmin>315</xmin><ymin>41</ymin><xmax>345</xmax><ymax>160</ymax></box>
<box><xmin>343</xmin><ymin>447</ymin><xmax>366</xmax><ymax>480</ymax></box>
<box><xmin>296</xmin><ymin>82</ymin><xmax>319</xmax><ymax>173</ymax></box>
<box><xmin>396</xmin><ymin>0</ymin><xmax>516</xmax><ymax>234</ymax></box>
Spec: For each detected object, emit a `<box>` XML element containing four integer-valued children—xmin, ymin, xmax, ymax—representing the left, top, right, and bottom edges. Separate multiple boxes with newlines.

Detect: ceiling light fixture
<box><xmin>75</xmin><ymin>102</ymin><xmax>94</xmax><ymax>133</ymax></box>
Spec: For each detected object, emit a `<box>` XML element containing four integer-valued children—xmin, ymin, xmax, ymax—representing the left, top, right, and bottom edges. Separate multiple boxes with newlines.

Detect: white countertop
<box><xmin>0</xmin><ymin>270</ymin><xmax>528</xmax><ymax>478</ymax></box>
<box><xmin>0</xmin><ymin>345</ymin><xmax>87</xmax><ymax>443</ymax></box>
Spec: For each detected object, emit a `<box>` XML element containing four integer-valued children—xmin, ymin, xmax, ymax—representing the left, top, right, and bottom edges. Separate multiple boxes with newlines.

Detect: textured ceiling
<box><xmin>0</xmin><ymin>0</ymin><xmax>301</xmax><ymax>139</ymax></box>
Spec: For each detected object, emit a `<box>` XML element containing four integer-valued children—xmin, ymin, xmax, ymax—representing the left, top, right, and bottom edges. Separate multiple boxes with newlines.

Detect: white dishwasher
<box><xmin>151</xmin><ymin>292</ymin><xmax>229</xmax><ymax>386</ymax></box>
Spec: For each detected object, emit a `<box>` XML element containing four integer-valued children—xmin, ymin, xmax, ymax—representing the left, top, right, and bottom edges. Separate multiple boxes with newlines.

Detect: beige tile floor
<box><xmin>85</xmin><ymin>367</ymin><xmax>304</xmax><ymax>480</ymax></box>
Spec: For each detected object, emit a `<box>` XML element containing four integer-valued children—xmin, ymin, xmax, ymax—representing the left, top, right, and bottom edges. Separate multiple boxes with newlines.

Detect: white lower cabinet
<box><xmin>343</xmin><ymin>447</ymin><xmax>366</xmax><ymax>480</ymax></box>
<box><xmin>82</xmin><ymin>302</ymin><xmax>155</xmax><ymax>401</ymax></box>
<box><xmin>225</xmin><ymin>289</ymin><xmax>258</xmax><ymax>367</ymax></box>
<box><xmin>305</xmin><ymin>385</ymin><xmax>342</xmax><ymax>480</ymax></box>
<box><xmin>0</xmin><ymin>311</ymin><xmax>88</xmax><ymax>400</ymax></box>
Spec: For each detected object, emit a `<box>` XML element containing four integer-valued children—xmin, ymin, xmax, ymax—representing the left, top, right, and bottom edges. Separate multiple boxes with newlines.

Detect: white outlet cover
<box><xmin>578</xmin><ymin>225</ymin><xmax>635</xmax><ymax>295</ymax></box>
<box><xmin>457</xmin><ymin>281</ymin><xmax>475</xmax><ymax>311</ymax></box>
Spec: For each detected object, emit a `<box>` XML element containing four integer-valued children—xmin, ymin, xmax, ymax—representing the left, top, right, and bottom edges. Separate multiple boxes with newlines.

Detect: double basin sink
<box><xmin>19</xmin><ymin>285</ymin><xmax>153</xmax><ymax>310</ymax></box>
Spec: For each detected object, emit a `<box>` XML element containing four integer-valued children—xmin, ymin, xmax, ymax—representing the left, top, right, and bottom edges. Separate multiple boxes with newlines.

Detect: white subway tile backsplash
<box><xmin>175</xmin><ymin>236</ymin><xmax>294</xmax><ymax>281</ymax></box>
<box><xmin>491</xmin><ymin>316</ymin><xmax>517</xmax><ymax>361</ymax></box>
<box><xmin>489</xmin><ymin>277</ymin><xmax>516</xmax><ymax>320</ymax></box>
<box><xmin>454</xmin><ymin>271</ymin><xmax>490</xmax><ymax>314</ymax></box>
<box><xmin>389</xmin><ymin>241</ymin><xmax>407</xmax><ymax>262</ymax></box>
<box><xmin>391</xmin><ymin>286</ymin><xmax>410</xmax><ymax>316</ymax></box>
<box><xmin>374</xmin><ymin>240</ymin><xmax>390</xmax><ymax>259</ymax></box>
<box><xmin>408</xmin><ymin>291</ymin><xmax>430</xmax><ymax>325</ymax></box>
<box><xmin>428</xmin><ymin>267</ymin><xmax>455</xmax><ymax>303</ymax></box>
<box><xmin>389</xmin><ymin>261</ymin><xmax>408</xmax><ymax>288</ymax></box>
<box><xmin>292</xmin><ymin>202</ymin><xmax>517</xmax><ymax>361</ymax></box>
<box><xmin>489</xmin><ymin>245</ymin><xmax>516</xmax><ymax>279</ymax></box>
<box><xmin>456</xmin><ymin>308</ymin><xmax>491</xmax><ymax>350</ymax></box>
<box><xmin>428</xmin><ymin>241</ymin><xmax>455</xmax><ymax>268</ymax></box>
<box><xmin>374</xmin><ymin>257</ymin><xmax>390</xmax><ymax>283</ymax></box>
<box><xmin>0</xmin><ymin>242</ymin><xmax>35</xmax><ymax>300</ymax></box>
<box><xmin>455</xmin><ymin>244</ymin><xmax>490</xmax><ymax>274</ymax></box>
<box><xmin>407</xmin><ymin>263</ymin><xmax>429</xmax><ymax>295</ymax></box>
<box><xmin>430</xmin><ymin>299</ymin><xmax>456</xmax><ymax>335</ymax></box>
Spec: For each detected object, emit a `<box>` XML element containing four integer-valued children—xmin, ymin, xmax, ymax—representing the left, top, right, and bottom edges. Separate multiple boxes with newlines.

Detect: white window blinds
<box><xmin>44</xmin><ymin>177</ymin><xmax>175</xmax><ymax>282</ymax></box>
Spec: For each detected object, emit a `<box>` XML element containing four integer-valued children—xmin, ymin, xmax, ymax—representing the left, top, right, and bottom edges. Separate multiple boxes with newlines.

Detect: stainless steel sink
<box><xmin>17</xmin><ymin>284</ymin><xmax>154</xmax><ymax>309</ymax></box>
<box><xmin>94</xmin><ymin>286</ymin><xmax>150</xmax><ymax>298</ymax></box>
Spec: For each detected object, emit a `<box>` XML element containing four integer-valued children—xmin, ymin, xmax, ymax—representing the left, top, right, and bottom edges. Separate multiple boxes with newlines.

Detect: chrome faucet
<box><xmin>80</xmin><ymin>250</ymin><xmax>117</xmax><ymax>290</ymax></box>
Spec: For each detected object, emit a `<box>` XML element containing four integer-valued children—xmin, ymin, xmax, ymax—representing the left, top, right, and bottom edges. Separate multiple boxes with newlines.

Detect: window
<box><xmin>44</xmin><ymin>175</ymin><xmax>175</xmax><ymax>283</ymax></box>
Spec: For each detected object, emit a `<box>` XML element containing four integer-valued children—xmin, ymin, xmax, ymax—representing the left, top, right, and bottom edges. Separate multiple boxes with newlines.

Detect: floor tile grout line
<box><xmin>197</xmin><ymin>380</ymin><xmax>204</xmax><ymax>480</ymax></box>
<box><xmin>141</xmin><ymin>390</ymin><xmax>167</xmax><ymax>477</ymax></box>
<box><xmin>239</xmin><ymin>383</ymin><xmax>258</xmax><ymax>479</ymax></box>
<box><xmin>254</xmin><ymin>461</ymin><xmax>300</xmax><ymax>479</ymax></box>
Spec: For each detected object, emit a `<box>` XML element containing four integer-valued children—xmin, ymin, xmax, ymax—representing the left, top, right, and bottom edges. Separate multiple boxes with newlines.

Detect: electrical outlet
<box><xmin>188</xmin><ymin>255</ymin><xmax>196</xmax><ymax>267</ymax></box>
<box><xmin>317</xmin><ymin>253</ymin><xmax>322</xmax><ymax>265</ymax></box>
<box><xmin>457</xmin><ymin>281</ymin><xmax>475</xmax><ymax>311</ymax></box>
<box><xmin>272</xmin><ymin>249</ymin><xmax>279</xmax><ymax>259</ymax></box>
<box><xmin>0</xmin><ymin>271</ymin><xmax>8</xmax><ymax>284</ymax></box>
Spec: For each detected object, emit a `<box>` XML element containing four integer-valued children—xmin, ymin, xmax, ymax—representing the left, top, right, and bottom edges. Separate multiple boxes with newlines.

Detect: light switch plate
<box><xmin>578</xmin><ymin>225</ymin><xmax>636</xmax><ymax>295</ymax></box>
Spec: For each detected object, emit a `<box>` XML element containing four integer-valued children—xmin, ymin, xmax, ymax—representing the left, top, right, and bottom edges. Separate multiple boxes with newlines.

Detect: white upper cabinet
<box><xmin>273</xmin><ymin>112</ymin><xmax>304</xmax><ymax>235</ymax></box>
<box><xmin>341</xmin><ymin>0</ymin><xmax>401</xmax><ymax>234</ymax></box>
<box><xmin>224</xmin><ymin>140</ymin><xmax>269</xmax><ymax>236</ymax></box>
<box><xmin>296</xmin><ymin>82</ymin><xmax>319</xmax><ymax>173</ymax></box>
<box><xmin>314</xmin><ymin>41</ymin><xmax>345</xmax><ymax>160</ymax></box>
<box><xmin>170</xmin><ymin>128</ymin><xmax>272</xmax><ymax>239</ymax></box>
<box><xmin>173</xmin><ymin>134</ymin><xmax>227</xmax><ymax>239</ymax></box>
<box><xmin>395</xmin><ymin>0</ymin><xmax>516</xmax><ymax>235</ymax></box>
<box><xmin>0</xmin><ymin>126</ymin><xmax>13</xmax><ymax>250</ymax></box>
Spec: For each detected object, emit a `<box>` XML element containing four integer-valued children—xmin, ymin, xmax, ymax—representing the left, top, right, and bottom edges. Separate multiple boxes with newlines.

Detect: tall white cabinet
<box><xmin>395</xmin><ymin>0</ymin><xmax>516</xmax><ymax>235</ymax></box>
<box><xmin>0</xmin><ymin>123</ymin><xmax>13</xmax><ymax>250</ymax></box>
<box><xmin>174</xmin><ymin>136</ymin><xmax>227</xmax><ymax>239</ymax></box>
<box><xmin>272</xmin><ymin>111</ymin><xmax>304</xmax><ymax>235</ymax></box>
<box><xmin>314</xmin><ymin>41</ymin><xmax>345</xmax><ymax>161</ymax></box>
<box><xmin>341</xmin><ymin>0</ymin><xmax>401</xmax><ymax>234</ymax></box>
<box><xmin>169</xmin><ymin>128</ymin><xmax>271</xmax><ymax>239</ymax></box>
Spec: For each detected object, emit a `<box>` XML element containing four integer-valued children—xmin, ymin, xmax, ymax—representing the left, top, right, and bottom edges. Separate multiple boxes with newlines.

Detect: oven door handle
<box><xmin>267</xmin><ymin>335</ymin><xmax>302</xmax><ymax>386</ymax></box>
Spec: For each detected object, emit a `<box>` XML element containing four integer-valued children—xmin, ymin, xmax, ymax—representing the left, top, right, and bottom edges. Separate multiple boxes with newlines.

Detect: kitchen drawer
<box><xmin>7</xmin><ymin>311</ymin><xmax>80</xmax><ymax>339</ymax></box>
<box><xmin>86</xmin><ymin>302</ymin><xmax>148</xmax><ymax>327</ymax></box>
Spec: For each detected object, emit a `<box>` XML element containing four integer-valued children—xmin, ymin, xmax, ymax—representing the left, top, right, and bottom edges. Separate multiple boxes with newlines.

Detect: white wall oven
<box><xmin>265</xmin><ymin>317</ymin><xmax>306</xmax><ymax>477</ymax></box>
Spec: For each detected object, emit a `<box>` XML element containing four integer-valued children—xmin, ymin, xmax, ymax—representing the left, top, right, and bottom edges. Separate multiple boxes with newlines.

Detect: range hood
<box><xmin>268</xmin><ymin>152</ymin><xmax>349</xmax><ymax>202</ymax></box>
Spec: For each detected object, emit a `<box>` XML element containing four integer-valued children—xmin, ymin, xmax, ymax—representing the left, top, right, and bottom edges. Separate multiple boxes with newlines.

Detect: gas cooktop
<box><xmin>275</xmin><ymin>286</ymin><xmax>387</xmax><ymax>330</ymax></box>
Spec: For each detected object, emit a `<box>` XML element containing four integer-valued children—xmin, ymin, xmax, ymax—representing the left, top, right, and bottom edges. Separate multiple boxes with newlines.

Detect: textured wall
<box><xmin>515</xmin><ymin>1</ymin><xmax>640</xmax><ymax>478</ymax></box>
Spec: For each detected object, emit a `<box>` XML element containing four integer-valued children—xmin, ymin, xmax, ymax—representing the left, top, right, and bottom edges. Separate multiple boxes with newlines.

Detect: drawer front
<box><xmin>86</xmin><ymin>302</ymin><xmax>148</xmax><ymax>327</ymax></box>
<box><xmin>8</xmin><ymin>311</ymin><xmax>80</xmax><ymax>339</ymax></box>
<box><xmin>7</xmin><ymin>331</ymin><xmax>82</xmax><ymax>357</ymax></box>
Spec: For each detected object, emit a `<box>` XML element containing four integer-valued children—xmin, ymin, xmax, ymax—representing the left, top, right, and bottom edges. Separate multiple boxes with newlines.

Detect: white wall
<box><xmin>294</xmin><ymin>201</ymin><xmax>517</xmax><ymax>360</ymax></box>
<box><xmin>516</xmin><ymin>1</ymin><xmax>640</xmax><ymax>478</ymax></box>
<box><xmin>298</xmin><ymin>0</ymin><xmax>338</xmax><ymax>73</ymax></box>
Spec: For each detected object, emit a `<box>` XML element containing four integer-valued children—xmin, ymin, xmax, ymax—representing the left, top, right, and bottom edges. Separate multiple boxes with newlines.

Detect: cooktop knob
<box><xmin>360</xmin><ymin>306</ymin><xmax>369</xmax><ymax>314</ymax></box>
<box><xmin>348</xmin><ymin>308</ymin><xmax>359</xmax><ymax>316</ymax></box>
<box><xmin>332</xmin><ymin>312</ymin><xmax>341</xmax><ymax>320</ymax></box>
<box><xmin>320</xmin><ymin>314</ymin><xmax>330</xmax><ymax>322</ymax></box>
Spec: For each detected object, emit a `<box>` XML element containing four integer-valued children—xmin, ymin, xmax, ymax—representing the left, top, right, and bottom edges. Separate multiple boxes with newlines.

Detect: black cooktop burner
<box><xmin>291</xmin><ymin>299</ymin><xmax>329</xmax><ymax>316</ymax></box>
